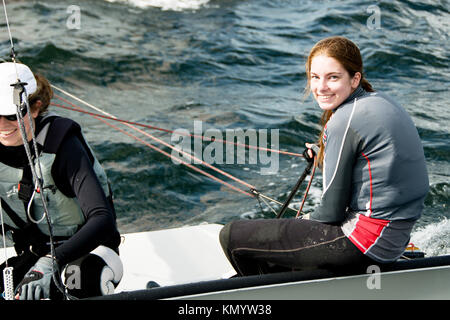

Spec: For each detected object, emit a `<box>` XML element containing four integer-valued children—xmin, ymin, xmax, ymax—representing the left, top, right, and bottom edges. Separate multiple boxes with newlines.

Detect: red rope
<box><xmin>50</xmin><ymin>94</ymin><xmax>315</xmax><ymax>213</ymax></box>
<box><xmin>51</xmin><ymin>95</ymin><xmax>256</xmax><ymax>198</ymax></box>
<box><xmin>96</xmin><ymin>115</ymin><xmax>254</xmax><ymax>198</ymax></box>
<box><xmin>52</xmin><ymin>94</ymin><xmax>303</xmax><ymax>158</ymax></box>
<box><xmin>296</xmin><ymin>156</ymin><xmax>317</xmax><ymax>218</ymax></box>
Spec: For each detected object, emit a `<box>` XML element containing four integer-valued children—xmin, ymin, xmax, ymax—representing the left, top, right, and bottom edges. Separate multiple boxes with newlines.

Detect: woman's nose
<box><xmin>317</xmin><ymin>78</ymin><xmax>329</xmax><ymax>92</ymax></box>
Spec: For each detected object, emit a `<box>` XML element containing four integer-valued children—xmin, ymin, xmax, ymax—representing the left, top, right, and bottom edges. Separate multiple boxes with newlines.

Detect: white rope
<box><xmin>2</xmin><ymin>0</ymin><xmax>19</xmax><ymax>79</ymax></box>
<box><xmin>51</xmin><ymin>84</ymin><xmax>117</xmax><ymax>118</ymax></box>
<box><xmin>2</xmin><ymin>0</ymin><xmax>14</xmax><ymax>52</ymax></box>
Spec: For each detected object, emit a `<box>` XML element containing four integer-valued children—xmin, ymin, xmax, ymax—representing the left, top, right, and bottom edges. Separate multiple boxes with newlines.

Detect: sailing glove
<box><xmin>16</xmin><ymin>256</ymin><xmax>56</xmax><ymax>300</ymax></box>
<box><xmin>304</xmin><ymin>143</ymin><xmax>319</xmax><ymax>162</ymax></box>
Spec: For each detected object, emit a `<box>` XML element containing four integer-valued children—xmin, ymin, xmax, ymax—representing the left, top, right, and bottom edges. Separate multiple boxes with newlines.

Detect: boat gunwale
<box><xmin>89</xmin><ymin>254</ymin><xmax>450</xmax><ymax>300</ymax></box>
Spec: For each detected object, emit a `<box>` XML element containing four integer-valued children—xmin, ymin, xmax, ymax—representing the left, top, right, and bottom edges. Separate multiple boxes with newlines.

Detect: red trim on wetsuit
<box><xmin>347</xmin><ymin>214</ymin><xmax>390</xmax><ymax>253</ymax></box>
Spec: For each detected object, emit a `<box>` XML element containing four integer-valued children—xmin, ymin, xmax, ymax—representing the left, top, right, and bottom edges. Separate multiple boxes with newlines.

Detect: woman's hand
<box><xmin>305</xmin><ymin>143</ymin><xmax>319</xmax><ymax>159</ymax></box>
<box><xmin>16</xmin><ymin>256</ymin><xmax>56</xmax><ymax>300</ymax></box>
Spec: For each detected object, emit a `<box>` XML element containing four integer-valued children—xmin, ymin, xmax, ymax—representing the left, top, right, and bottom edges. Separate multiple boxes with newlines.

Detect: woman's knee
<box><xmin>219</xmin><ymin>221</ymin><xmax>233</xmax><ymax>252</ymax></box>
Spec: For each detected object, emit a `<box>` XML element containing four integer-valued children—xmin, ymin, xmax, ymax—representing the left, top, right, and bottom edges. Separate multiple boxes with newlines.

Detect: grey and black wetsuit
<box><xmin>311</xmin><ymin>86</ymin><xmax>429</xmax><ymax>262</ymax></box>
<box><xmin>219</xmin><ymin>86</ymin><xmax>429</xmax><ymax>276</ymax></box>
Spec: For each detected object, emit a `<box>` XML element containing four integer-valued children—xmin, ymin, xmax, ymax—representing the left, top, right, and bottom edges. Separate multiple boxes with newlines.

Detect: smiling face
<box><xmin>310</xmin><ymin>54</ymin><xmax>361</xmax><ymax>111</ymax></box>
<box><xmin>0</xmin><ymin>107</ymin><xmax>39</xmax><ymax>147</ymax></box>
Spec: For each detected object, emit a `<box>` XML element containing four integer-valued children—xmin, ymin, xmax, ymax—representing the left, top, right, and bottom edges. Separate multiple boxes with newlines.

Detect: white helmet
<box><xmin>0</xmin><ymin>62</ymin><xmax>37</xmax><ymax>115</ymax></box>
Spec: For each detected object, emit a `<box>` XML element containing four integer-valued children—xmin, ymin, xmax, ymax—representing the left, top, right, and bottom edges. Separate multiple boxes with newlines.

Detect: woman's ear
<box><xmin>352</xmin><ymin>72</ymin><xmax>362</xmax><ymax>89</ymax></box>
<box><xmin>31</xmin><ymin>100</ymin><xmax>42</xmax><ymax>118</ymax></box>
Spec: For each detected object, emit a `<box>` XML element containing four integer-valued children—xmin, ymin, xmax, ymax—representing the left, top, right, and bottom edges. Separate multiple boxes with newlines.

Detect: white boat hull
<box><xmin>174</xmin><ymin>265</ymin><xmax>450</xmax><ymax>300</ymax></box>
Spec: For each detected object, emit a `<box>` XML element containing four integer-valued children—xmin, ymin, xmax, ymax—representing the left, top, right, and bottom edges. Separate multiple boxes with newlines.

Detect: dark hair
<box><xmin>304</xmin><ymin>36</ymin><xmax>374</xmax><ymax>166</ymax></box>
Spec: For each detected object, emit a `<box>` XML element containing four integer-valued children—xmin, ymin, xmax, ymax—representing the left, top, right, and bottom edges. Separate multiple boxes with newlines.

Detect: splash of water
<box><xmin>410</xmin><ymin>218</ymin><xmax>450</xmax><ymax>257</ymax></box>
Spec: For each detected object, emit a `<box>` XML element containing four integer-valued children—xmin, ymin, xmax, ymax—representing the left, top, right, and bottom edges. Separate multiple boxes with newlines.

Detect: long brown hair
<box><xmin>304</xmin><ymin>36</ymin><xmax>374</xmax><ymax>166</ymax></box>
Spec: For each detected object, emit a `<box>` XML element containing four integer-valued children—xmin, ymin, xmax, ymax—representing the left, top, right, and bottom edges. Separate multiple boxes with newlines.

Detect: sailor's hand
<box><xmin>16</xmin><ymin>256</ymin><xmax>55</xmax><ymax>300</ymax></box>
<box><xmin>305</xmin><ymin>143</ymin><xmax>319</xmax><ymax>159</ymax></box>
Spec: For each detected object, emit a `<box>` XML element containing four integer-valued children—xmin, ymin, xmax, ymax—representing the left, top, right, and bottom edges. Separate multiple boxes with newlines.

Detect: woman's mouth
<box><xmin>0</xmin><ymin>129</ymin><xmax>16</xmax><ymax>138</ymax></box>
<box><xmin>318</xmin><ymin>94</ymin><xmax>335</xmax><ymax>102</ymax></box>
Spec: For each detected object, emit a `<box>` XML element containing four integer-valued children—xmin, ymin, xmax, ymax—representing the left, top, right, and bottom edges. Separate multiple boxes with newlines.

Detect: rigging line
<box><xmin>16</xmin><ymin>100</ymin><xmax>48</xmax><ymax>225</ymax></box>
<box><xmin>50</xmin><ymin>85</ymin><xmax>253</xmax><ymax>195</ymax></box>
<box><xmin>295</xmin><ymin>155</ymin><xmax>317</xmax><ymax>218</ymax></box>
<box><xmin>254</xmin><ymin>192</ymin><xmax>278</xmax><ymax>215</ymax></box>
<box><xmin>96</xmin><ymin>112</ymin><xmax>299</xmax><ymax>213</ymax></box>
<box><xmin>117</xmin><ymin>112</ymin><xmax>257</xmax><ymax>190</ymax></box>
<box><xmin>50</xmin><ymin>86</ymin><xmax>256</xmax><ymax>191</ymax></box>
<box><xmin>2</xmin><ymin>0</ymin><xmax>19</xmax><ymax>84</ymax></box>
<box><xmin>92</xmin><ymin>111</ymin><xmax>254</xmax><ymax>198</ymax></box>
<box><xmin>250</xmin><ymin>188</ymin><xmax>294</xmax><ymax>212</ymax></box>
<box><xmin>51</xmin><ymin>86</ymin><xmax>299</xmax><ymax>214</ymax></box>
<box><xmin>276</xmin><ymin>149</ymin><xmax>315</xmax><ymax>219</ymax></box>
<box><xmin>2</xmin><ymin>0</ymin><xmax>15</xmax><ymax>58</ymax></box>
<box><xmin>16</xmin><ymin>97</ymin><xmax>69</xmax><ymax>299</ymax></box>
<box><xmin>53</xmin><ymin>102</ymin><xmax>303</xmax><ymax>157</ymax></box>
<box><xmin>51</xmin><ymin>94</ymin><xmax>303</xmax><ymax>158</ymax></box>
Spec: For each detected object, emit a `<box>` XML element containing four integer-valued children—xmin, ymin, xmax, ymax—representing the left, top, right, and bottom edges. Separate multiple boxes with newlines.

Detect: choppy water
<box><xmin>1</xmin><ymin>0</ymin><xmax>449</xmax><ymax>256</ymax></box>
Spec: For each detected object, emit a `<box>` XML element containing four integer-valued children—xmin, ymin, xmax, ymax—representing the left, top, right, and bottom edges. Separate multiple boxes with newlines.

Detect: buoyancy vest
<box><xmin>0</xmin><ymin>114</ymin><xmax>112</xmax><ymax>248</ymax></box>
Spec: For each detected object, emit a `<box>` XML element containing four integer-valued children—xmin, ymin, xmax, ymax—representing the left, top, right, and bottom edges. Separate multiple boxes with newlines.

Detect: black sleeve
<box><xmin>51</xmin><ymin>135</ymin><xmax>119</xmax><ymax>266</ymax></box>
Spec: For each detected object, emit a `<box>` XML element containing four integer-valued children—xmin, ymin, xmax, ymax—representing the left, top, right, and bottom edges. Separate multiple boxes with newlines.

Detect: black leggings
<box><xmin>220</xmin><ymin>218</ymin><xmax>375</xmax><ymax>276</ymax></box>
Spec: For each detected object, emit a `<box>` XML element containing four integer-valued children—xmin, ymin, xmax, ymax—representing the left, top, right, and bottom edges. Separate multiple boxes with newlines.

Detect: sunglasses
<box><xmin>0</xmin><ymin>107</ymin><xmax>28</xmax><ymax>121</ymax></box>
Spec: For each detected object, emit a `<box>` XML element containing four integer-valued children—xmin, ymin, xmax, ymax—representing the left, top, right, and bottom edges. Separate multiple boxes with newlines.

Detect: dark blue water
<box><xmin>1</xmin><ymin>0</ymin><xmax>449</xmax><ymax>255</ymax></box>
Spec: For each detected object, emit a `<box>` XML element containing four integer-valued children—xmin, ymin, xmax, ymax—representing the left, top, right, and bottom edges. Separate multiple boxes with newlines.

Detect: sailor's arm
<box><xmin>310</xmin><ymin>127</ymin><xmax>360</xmax><ymax>223</ymax></box>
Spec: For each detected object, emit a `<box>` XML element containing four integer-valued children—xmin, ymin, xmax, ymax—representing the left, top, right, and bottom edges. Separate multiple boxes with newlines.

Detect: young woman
<box><xmin>219</xmin><ymin>36</ymin><xmax>429</xmax><ymax>276</ymax></box>
<box><xmin>0</xmin><ymin>62</ymin><xmax>122</xmax><ymax>299</ymax></box>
